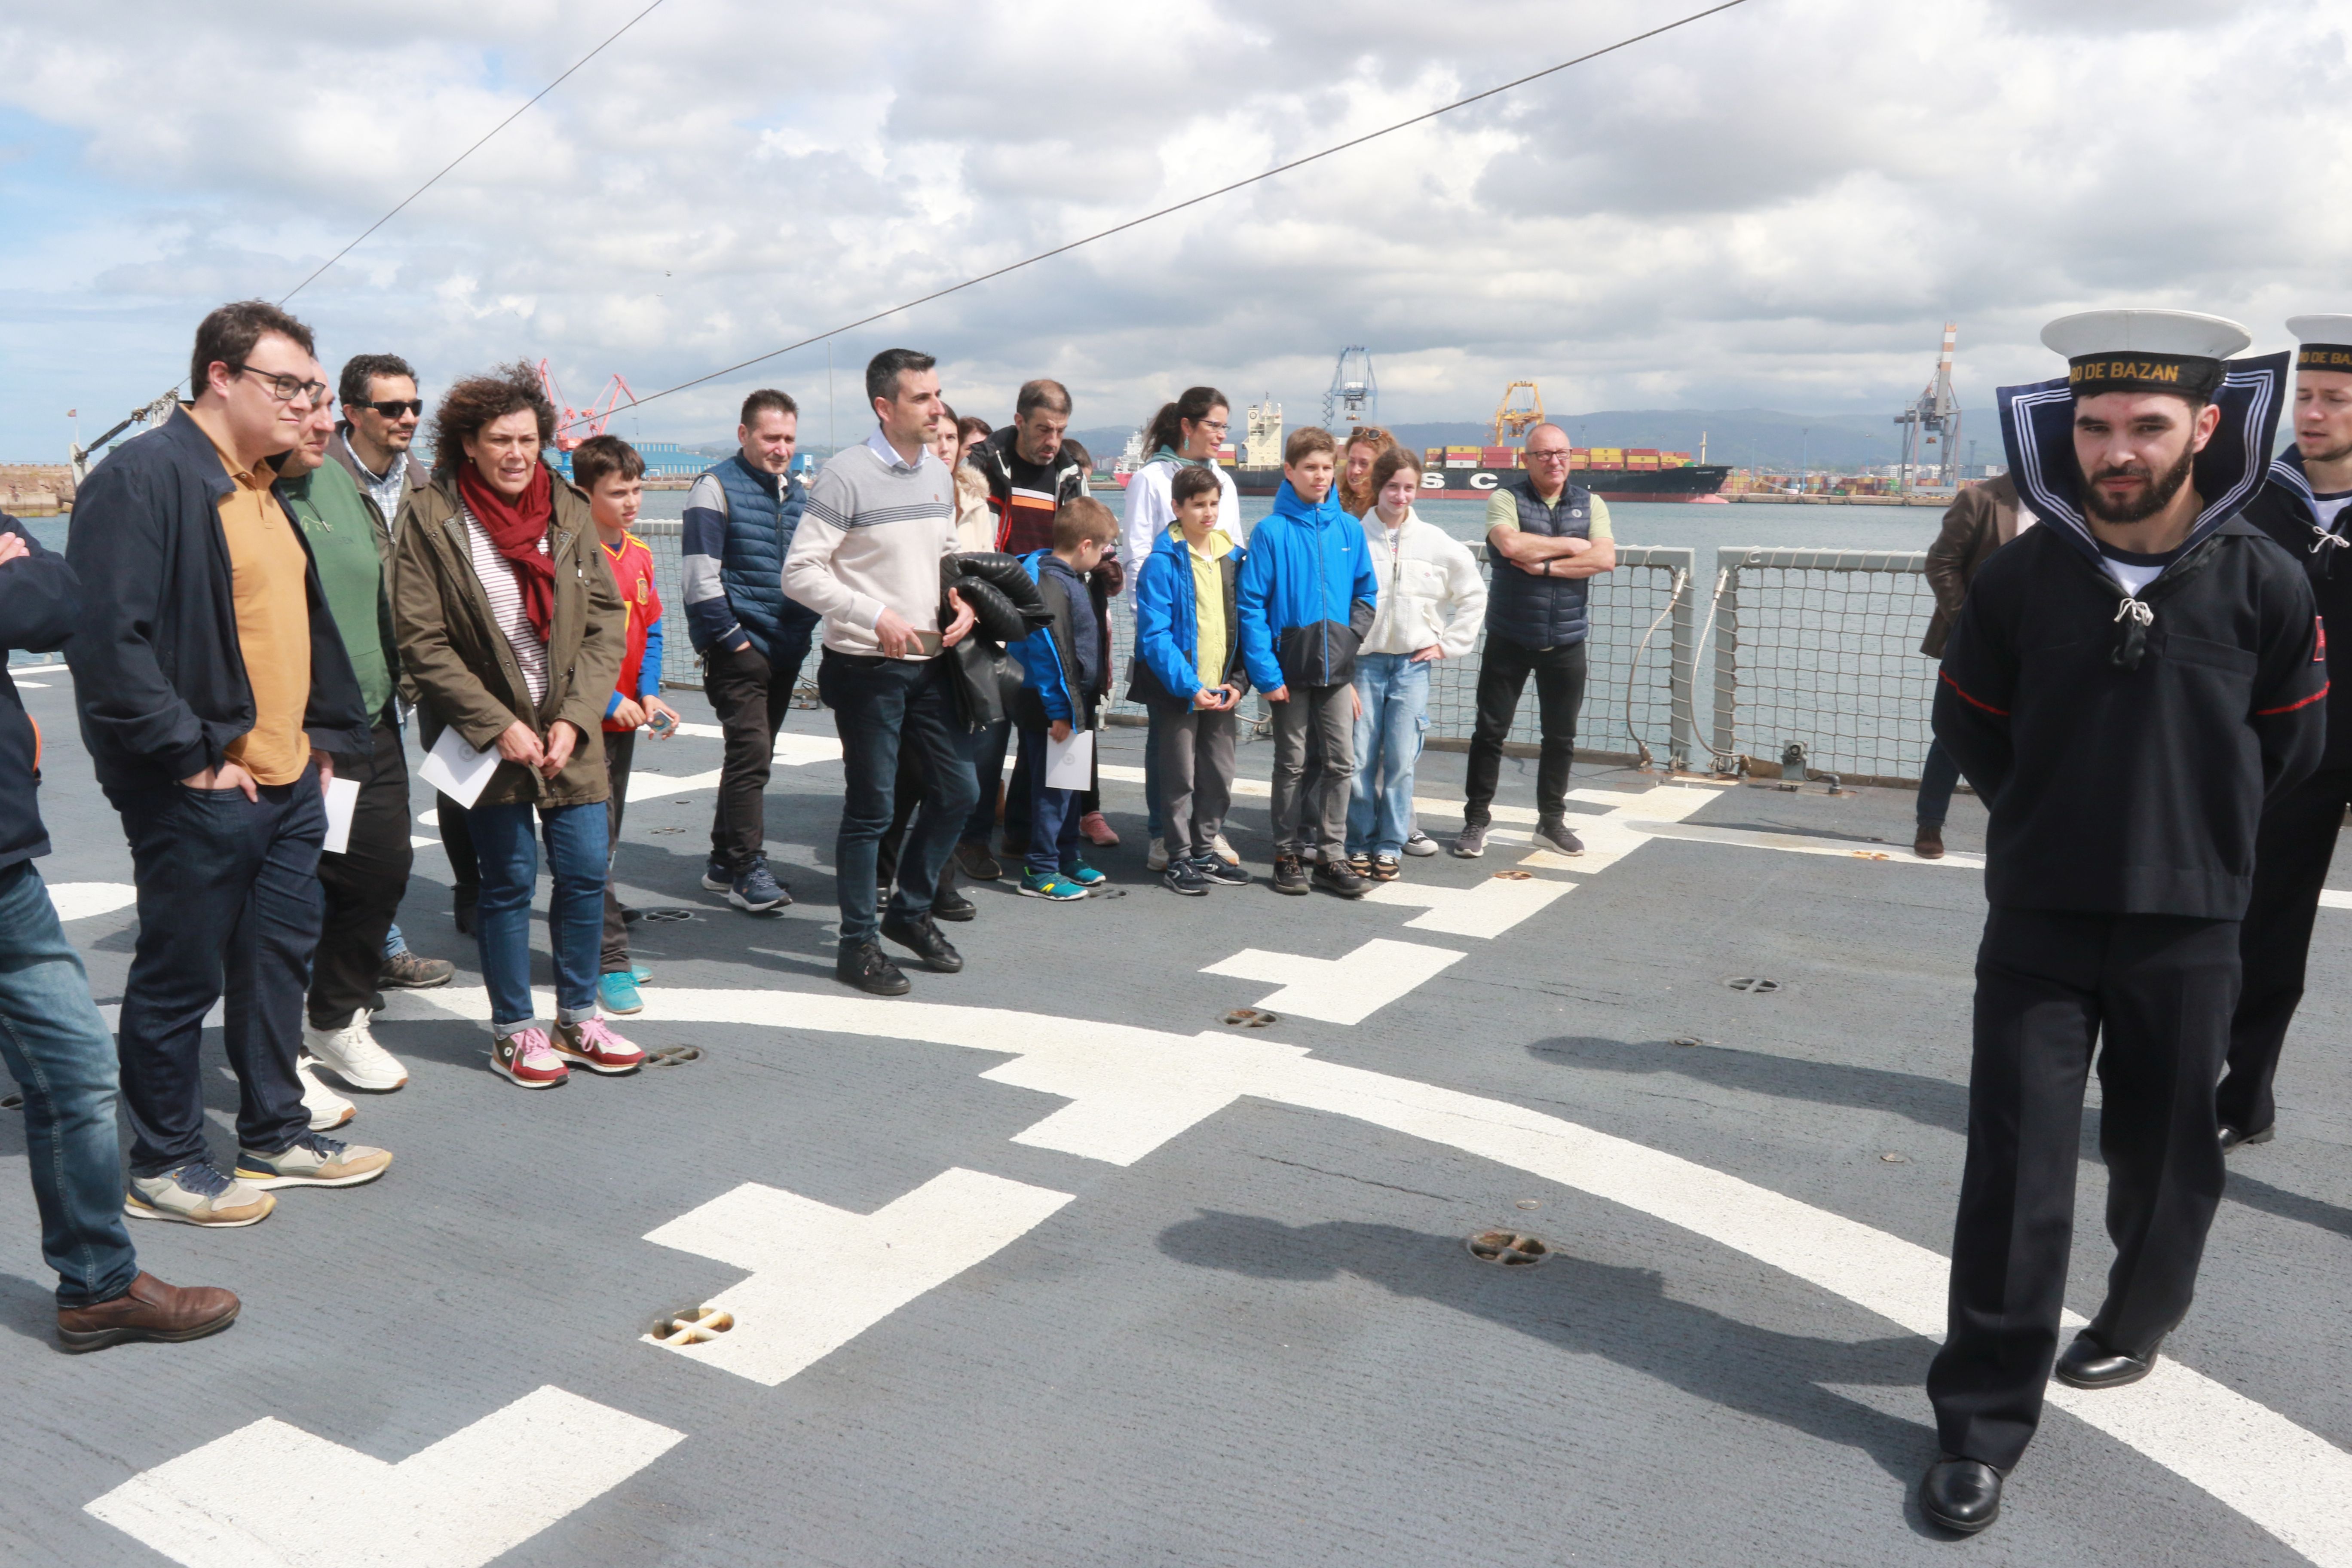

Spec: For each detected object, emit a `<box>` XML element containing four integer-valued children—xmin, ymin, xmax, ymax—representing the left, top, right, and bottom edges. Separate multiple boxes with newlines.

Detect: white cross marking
<box><xmin>1201</xmin><ymin>937</ymin><xmax>1465</xmax><ymax>1025</ymax></box>
<box><xmin>85</xmin><ymin>1386</ymin><xmax>681</xmax><ymax>1568</ymax></box>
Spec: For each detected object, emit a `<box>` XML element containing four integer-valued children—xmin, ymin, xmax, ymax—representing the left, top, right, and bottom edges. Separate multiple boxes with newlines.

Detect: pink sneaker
<box><xmin>553</xmin><ymin>1017</ymin><xmax>646</xmax><ymax>1075</ymax></box>
<box><xmin>1079</xmin><ymin>810</ymin><xmax>1120</xmax><ymax>847</ymax></box>
<box><xmin>490</xmin><ymin>1027</ymin><xmax>569</xmax><ymax>1090</ymax></box>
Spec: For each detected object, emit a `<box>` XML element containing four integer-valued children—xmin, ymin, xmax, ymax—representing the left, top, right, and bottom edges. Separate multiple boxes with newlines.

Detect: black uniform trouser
<box><xmin>703</xmin><ymin>629</ymin><xmax>812</xmax><ymax>875</ymax></box>
<box><xmin>1928</xmin><ymin>907</ymin><xmax>2236</xmax><ymax>1471</ymax></box>
<box><xmin>2221</xmin><ymin>766</ymin><xmax>2352</xmax><ymax>1136</ymax></box>
<box><xmin>1464</xmin><ymin>634</ymin><xmax>1586</xmax><ymax>826</ymax></box>
<box><xmin>309</xmin><ymin>719</ymin><xmax>415</xmax><ymax>1028</ymax></box>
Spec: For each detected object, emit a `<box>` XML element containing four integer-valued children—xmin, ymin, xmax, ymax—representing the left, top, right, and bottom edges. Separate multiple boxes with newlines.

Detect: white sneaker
<box><xmin>303</xmin><ymin>1014</ymin><xmax>409</xmax><ymax>1092</ymax></box>
<box><xmin>296</xmin><ymin>1054</ymin><xmax>354</xmax><ymax>1130</ymax></box>
<box><xmin>1145</xmin><ymin>837</ymin><xmax>1170</xmax><ymax>873</ymax></box>
<box><xmin>1210</xmin><ymin>832</ymin><xmax>1240</xmax><ymax>867</ymax></box>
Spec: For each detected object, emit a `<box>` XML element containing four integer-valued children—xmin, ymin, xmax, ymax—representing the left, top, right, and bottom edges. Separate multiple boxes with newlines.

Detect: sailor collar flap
<box><xmin>1997</xmin><ymin>350</ymin><xmax>2290</xmax><ymax>576</ymax></box>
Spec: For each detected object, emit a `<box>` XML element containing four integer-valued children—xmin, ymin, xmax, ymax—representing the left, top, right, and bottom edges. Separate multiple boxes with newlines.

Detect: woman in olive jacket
<box><xmin>392</xmin><ymin>363</ymin><xmax>642</xmax><ymax>1090</ymax></box>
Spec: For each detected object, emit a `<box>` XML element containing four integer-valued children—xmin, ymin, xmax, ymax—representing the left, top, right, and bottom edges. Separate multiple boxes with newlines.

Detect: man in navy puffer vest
<box><xmin>1455</xmin><ymin>423</ymin><xmax>1617</xmax><ymax>860</ymax></box>
<box><xmin>682</xmin><ymin>389</ymin><xmax>822</xmax><ymax>913</ymax></box>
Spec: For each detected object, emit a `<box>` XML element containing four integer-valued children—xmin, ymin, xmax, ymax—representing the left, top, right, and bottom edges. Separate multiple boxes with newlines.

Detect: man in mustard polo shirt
<box><xmin>68</xmin><ymin>301</ymin><xmax>392</xmax><ymax>1228</ymax></box>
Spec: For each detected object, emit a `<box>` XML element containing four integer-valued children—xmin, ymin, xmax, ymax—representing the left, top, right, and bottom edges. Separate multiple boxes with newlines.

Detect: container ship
<box><xmin>1101</xmin><ymin>382</ymin><xmax>1732</xmax><ymax>502</ymax></box>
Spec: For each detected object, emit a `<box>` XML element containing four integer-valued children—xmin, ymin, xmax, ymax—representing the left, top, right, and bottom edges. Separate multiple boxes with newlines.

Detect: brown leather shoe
<box><xmin>56</xmin><ymin>1271</ymin><xmax>239</xmax><ymax>1353</ymax></box>
<box><xmin>1914</xmin><ymin>824</ymin><xmax>1945</xmax><ymax>860</ymax></box>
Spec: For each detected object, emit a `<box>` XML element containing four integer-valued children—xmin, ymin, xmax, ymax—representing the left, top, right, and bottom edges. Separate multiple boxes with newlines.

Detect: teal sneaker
<box><xmin>598</xmin><ymin>971</ymin><xmax>645</xmax><ymax>1015</ymax></box>
<box><xmin>1019</xmin><ymin>870</ymin><xmax>1087</xmax><ymax>901</ymax></box>
<box><xmin>1064</xmin><ymin>859</ymin><xmax>1108</xmax><ymax>889</ymax></box>
<box><xmin>631</xmin><ymin>963</ymin><xmax>652</xmax><ymax>983</ymax></box>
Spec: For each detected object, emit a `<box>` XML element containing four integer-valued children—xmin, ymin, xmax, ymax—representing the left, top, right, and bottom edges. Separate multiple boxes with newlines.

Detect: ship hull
<box><xmin>1226</xmin><ymin>465</ymin><xmax>1730</xmax><ymax>501</ymax></box>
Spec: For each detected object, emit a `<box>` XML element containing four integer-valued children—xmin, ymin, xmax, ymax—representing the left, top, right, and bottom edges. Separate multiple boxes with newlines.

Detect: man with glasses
<box><xmin>1453</xmin><ymin>423</ymin><xmax>1614</xmax><ymax>859</ymax></box>
<box><xmin>67</xmin><ymin>300</ymin><xmax>392</xmax><ymax>1228</ymax></box>
<box><xmin>330</xmin><ymin>351</ymin><xmax>457</xmax><ymax>983</ymax></box>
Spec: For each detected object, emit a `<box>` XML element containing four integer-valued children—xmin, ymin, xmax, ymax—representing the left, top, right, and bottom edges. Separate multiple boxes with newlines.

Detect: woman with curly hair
<box><xmin>1335</xmin><ymin>426</ymin><xmax>1400</xmax><ymax>519</ymax></box>
<box><xmin>391</xmin><ymin>362</ymin><xmax>644</xmax><ymax>1089</ymax></box>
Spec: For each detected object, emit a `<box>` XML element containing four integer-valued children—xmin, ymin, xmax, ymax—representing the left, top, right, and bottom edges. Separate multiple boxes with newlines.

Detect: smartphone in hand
<box><xmin>646</xmin><ymin>708</ymin><xmax>676</xmax><ymax>738</ymax></box>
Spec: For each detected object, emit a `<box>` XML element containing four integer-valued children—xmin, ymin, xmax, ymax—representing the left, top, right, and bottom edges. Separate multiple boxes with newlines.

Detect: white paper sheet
<box><xmin>320</xmin><ymin>775</ymin><xmax>361</xmax><ymax>855</ymax></box>
<box><xmin>417</xmin><ymin>726</ymin><xmax>502</xmax><ymax>810</ymax></box>
<box><xmin>1045</xmin><ymin>727</ymin><xmax>1093</xmax><ymax>790</ymax></box>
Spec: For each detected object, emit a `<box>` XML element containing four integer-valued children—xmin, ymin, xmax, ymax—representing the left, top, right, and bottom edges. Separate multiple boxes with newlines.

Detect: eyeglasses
<box><xmin>230</xmin><ymin>364</ymin><xmax>331</xmax><ymax>409</ymax></box>
<box><xmin>1527</xmin><ymin>448</ymin><xmax>1572</xmax><ymax>462</ymax></box>
<box><xmin>1195</xmin><ymin>420</ymin><xmax>1231</xmax><ymax>435</ymax></box>
<box><xmin>357</xmin><ymin>398</ymin><xmax>424</xmax><ymax>419</ymax></box>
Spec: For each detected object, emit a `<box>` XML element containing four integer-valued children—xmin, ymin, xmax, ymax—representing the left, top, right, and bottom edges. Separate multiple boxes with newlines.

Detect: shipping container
<box><xmin>1480</xmin><ymin>447</ymin><xmax>1517</xmax><ymax>467</ymax></box>
<box><xmin>1568</xmin><ymin>450</ymin><xmax>1590</xmax><ymax>469</ymax></box>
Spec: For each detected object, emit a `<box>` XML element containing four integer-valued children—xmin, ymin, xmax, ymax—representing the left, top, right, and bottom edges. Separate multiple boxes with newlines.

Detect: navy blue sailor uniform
<box><xmin>1923</xmin><ymin>347</ymin><xmax>2325</xmax><ymax>1473</ymax></box>
<box><xmin>2225</xmin><ymin>449</ymin><xmax>2352</xmax><ymax>1139</ymax></box>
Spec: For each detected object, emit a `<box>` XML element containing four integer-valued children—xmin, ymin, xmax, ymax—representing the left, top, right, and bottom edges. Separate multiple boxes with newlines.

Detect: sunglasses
<box><xmin>358</xmin><ymin>399</ymin><xmax>425</xmax><ymax>418</ymax></box>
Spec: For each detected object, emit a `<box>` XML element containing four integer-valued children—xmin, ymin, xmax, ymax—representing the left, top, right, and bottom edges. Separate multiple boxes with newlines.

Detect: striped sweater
<box><xmin>782</xmin><ymin>429</ymin><xmax>958</xmax><ymax>657</ymax></box>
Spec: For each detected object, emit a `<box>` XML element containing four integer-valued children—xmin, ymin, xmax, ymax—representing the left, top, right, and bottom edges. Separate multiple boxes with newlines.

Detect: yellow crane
<box><xmin>1491</xmin><ymin>381</ymin><xmax>1544</xmax><ymax>444</ymax></box>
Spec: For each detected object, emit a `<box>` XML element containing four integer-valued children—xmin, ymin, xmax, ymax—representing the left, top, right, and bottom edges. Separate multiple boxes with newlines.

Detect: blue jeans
<box><xmin>1917</xmin><ymin>738</ymin><xmax>1960</xmax><ymax>827</ymax></box>
<box><xmin>820</xmin><ymin>652</ymin><xmax>981</xmax><ymax>946</ymax></box>
<box><xmin>1017</xmin><ymin>724</ymin><xmax>1085</xmax><ymax>877</ymax></box>
<box><xmin>110</xmin><ymin>769</ymin><xmax>323</xmax><ymax>1175</ymax></box>
<box><xmin>383</xmin><ymin>922</ymin><xmax>407</xmax><ymax>958</ymax></box>
<box><xmin>1348</xmin><ymin>653</ymin><xmax>1431</xmax><ymax>857</ymax></box>
<box><xmin>469</xmin><ymin>799</ymin><xmax>607</xmax><ymax>1034</ymax></box>
<box><xmin>0</xmin><ymin>861</ymin><xmax>138</xmax><ymax>1306</ymax></box>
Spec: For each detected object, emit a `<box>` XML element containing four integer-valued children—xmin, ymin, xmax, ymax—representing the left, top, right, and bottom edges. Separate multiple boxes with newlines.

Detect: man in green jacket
<box><xmin>276</xmin><ymin>361</ymin><xmax>449</xmax><ymax>1125</ymax></box>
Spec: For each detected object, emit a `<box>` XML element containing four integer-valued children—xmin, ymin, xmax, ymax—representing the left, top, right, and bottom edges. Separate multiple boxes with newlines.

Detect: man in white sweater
<box><xmin>783</xmin><ymin>348</ymin><xmax>979</xmax><ymax>997</ymax></box>
<box><xmin>1346</xmin><ymin>449</ymin><xmax>1485</xmax><ymax>878</ymax></box>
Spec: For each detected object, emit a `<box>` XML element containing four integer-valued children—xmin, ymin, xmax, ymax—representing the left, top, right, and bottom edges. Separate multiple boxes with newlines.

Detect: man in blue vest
<box><xmin>682</xmin><ymin>389</ymin><xmax>823</xmax><ymax>913</ymax></box>
<box><xmin>1453</xmin><ymin>423</ymin><xmax>1615</xmax><ymax>858</ymax></box>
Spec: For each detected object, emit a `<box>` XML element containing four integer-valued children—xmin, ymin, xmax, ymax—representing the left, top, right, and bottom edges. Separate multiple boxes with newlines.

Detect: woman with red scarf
<box><xmin>392</xmin><ymin>364</ymin><xmax>643</xmax><ymax>1090</ymax></box>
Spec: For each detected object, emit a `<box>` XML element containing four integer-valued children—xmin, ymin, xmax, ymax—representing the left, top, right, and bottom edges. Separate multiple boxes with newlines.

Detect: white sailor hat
<box><xmin>2040</xmin><ymin>308</ymin><xmax>2250</xmax><ymax>399</ymax></box>
<box><xmin>2287</xmin><ymin>315</ymin><xmax>2352</xmax><ymax>375</ymax></box>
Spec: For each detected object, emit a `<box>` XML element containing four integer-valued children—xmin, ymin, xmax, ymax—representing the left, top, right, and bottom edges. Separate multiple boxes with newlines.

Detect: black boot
<box><xmin>836</xmin><ymin>940</ymin><xmax>910</xmax><ymax>996</ymax></box>
<box><xmin>880</xmin><ymin>910</ymin><xmax>964</xmax><ymax>973</ymax></box>
<box><xmin>1919</xmin><ymin>1455</ymin><xmax>2003</xmax><ymax>1534</ymax></box>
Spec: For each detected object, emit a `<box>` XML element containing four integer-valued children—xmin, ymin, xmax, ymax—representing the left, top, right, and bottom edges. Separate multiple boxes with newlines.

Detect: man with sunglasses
<box><xmin>330</xmin><ymin>353</ymin><xmax>458</xmax><ymax>979</ymax></box>
<box><xmin>332</xmin><ymin>354</ymin><xmax>424</xmax><ymax>538</ymax></box>
<box><xmin>67</xmin><ymin>299</ymin><xmax>391</xmax><ymax>1228</ymax></box>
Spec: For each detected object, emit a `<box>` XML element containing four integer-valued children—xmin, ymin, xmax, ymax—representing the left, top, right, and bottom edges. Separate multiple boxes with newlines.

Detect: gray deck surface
<box><xmin>1</xmin><ymin>666</ymin><xmax>2347</xmax><ymax>1567</ymax></box>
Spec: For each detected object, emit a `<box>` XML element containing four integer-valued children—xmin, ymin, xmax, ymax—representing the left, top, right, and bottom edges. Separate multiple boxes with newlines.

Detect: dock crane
<box><xmin>1491</xmin><ymin>381</ymin><xmax>1544</xmax><ymax>444</ymax></box>
<box><xmin>539</xmin><ymin>361</ymin><xmax>639</xmax><ymax>451</ymax></box>
<box><xmin>1893</xmin><ymin>323</ymin><xmax>1961</xmax><ymax>490</ymax></box>
<box><xmin>1322</xmin><ymin>347</ymin><xmax>1377</xmax><ymax>429</ymax></box>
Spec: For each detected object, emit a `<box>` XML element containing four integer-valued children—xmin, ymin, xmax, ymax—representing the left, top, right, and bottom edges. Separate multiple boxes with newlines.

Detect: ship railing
<box><xmin>631</xmin><ymin>524</ymin><xmax>1941</xmax><ymax>789</ymax></box>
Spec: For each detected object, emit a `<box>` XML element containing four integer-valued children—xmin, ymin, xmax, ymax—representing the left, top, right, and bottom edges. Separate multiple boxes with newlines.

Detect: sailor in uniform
<box><xmin>1917</xmin><ymin>310</ymin><xmax>2324</xmax><ymax>1535</ymax></box>
<box><xmin>2220</xmin><ymin>314</ymin><xmax>2352</xmax><ymax>1149</ymax></box>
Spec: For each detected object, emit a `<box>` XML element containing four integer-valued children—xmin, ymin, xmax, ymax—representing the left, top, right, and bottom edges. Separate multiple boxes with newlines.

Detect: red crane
<box><xmin>537</xmin><ymin>360</ymin><xmax>638</xmax><ymax>450</ymax></box>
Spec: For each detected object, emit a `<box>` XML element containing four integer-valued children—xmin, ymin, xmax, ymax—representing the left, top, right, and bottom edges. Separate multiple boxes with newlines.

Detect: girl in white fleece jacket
<box><xmin>1347</xmin><ymin>449</ymin><xmax>1487</xmax><ymax>876</ymax></box>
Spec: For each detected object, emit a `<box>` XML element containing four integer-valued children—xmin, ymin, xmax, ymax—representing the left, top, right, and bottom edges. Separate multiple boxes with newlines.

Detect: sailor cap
<box><xmin>2287</xmin><ymin>314</ymin><xmax>2352</xmax><ymax>374</ymax></box>
<box><xmin>2042</xmin><ymin>308</ymin><xmax>2250</xmax><ymax>399</ymax></box>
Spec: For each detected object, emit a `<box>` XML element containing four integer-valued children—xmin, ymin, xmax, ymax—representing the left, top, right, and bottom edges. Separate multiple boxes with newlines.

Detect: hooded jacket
<box><xmin>1234</xmin><ymin>480</ymin><xmax>1378</xmax><ymax>692</ymax></box>
<box><xmin>66</xmin><ymin>406</ymin><xmax>371</xmax><ymax>794</ymax></box>
<box><xmin>2243</xmin><ymin>448</ymin><xmax>2352</xmax><ymax>768</ymax></box>
<box><xmin>1360</xmin><ymin>506</ymin><xmax>1485</xmax><ymax>659</ymax></box>
<box><xmin>0</xmin><ymin>515</ymin><xmax>79</xmax><ymax>870</ymax></box>
<box><xmin>1131</xmin><ymin>524</ymin><xmax>1250</xmax><ymax>708</ymax></box>
<box><xmin>1007</xmin><ymin>549</ymin><xmax>1096</xmax><ymax>731</ymax></box>
<box><xmin>391</xmin><ymin>467</ymin><xmax>626</xmax><ymax>809</ymax></box>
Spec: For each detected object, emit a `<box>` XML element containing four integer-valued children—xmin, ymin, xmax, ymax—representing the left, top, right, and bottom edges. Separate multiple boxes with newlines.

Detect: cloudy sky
<box><xmin>1</xmin><ymin>0</ymin><xmax>2347</xmax><ymax>459</ymax></box>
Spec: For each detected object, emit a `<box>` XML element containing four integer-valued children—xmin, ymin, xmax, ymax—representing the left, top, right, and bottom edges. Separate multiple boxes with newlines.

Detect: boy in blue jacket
<box><xmin>1008</xmin><ymin>498</ymin><xmax>1121</xmax><ymax>900</ymax></box>
<box><xmin>1236</xmin><ymin>427</ymin><xmax>1379</xmax><ymax>897</ymax></box>
<box><xmin>1130</xmin><ymin>466</ymin><xmax>1251</xmax><ymax>896</ymax></box>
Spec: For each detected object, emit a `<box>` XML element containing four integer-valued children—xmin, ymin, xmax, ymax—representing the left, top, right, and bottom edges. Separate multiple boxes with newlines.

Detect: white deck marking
<box><xmin>1202</xmin><ymin>937</ymin><xmax>1465</xmax><ymax>1025</ymax></box>
<box><xmin>47</xmin><ymin>881</ymin><xmax>136</xmax><ymax>922</ymax></box>
<box><xmin>1363</xmin><ymin>873</ymin><xmax>1576</xmax><ymax>938</ymax></box>
<box><xmin>2318</xmin><ymin>889</ymin><xmax>2352</xmax><ymax>910</ymax></box>
<box><xmin>85</xmin><ymin>1385</ymin><xmax>681</xmax><ymax>1568</ymax></box>
<box><xmin>1628</xmin><ymin>817</ymin><xmax>1987</xmax><ymax>869</ymax></box>
<box><xmin>401</xmin><ymin>982</ymin><xmax>2352</xmax><ymax>1564</ymax></box>
<box><xmin>627</xmin><ymin>731</ymin><xmax>844</xmax><ymax>800</ymax></box>
<box><xmin>642</xmin><ymin>1168</ymin><xmax>1072</xmax><ymax>1386</ymax></box>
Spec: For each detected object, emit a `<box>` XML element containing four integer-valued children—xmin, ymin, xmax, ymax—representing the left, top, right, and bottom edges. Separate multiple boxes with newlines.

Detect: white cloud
<box><xmin>0</xmin><ymin>0</ymin><xmax>2347</xmax><ymax>456</ymax></box>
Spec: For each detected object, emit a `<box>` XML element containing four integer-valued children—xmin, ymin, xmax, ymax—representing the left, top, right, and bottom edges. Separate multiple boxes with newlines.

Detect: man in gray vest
<box><xmin>1453</xmin><ymin>423</ymin><xmax>1615</xmax><ymax>858</ymax></box>
<box><xmin>682</xmin><ymin>389</ymin><xmax>822</xmax><ymax>914</ymax></box>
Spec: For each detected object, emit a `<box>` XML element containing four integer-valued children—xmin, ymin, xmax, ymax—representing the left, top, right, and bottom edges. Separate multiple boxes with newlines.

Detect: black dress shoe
<box><xmin>2218</xmin><ymin>1122</ymin><xmax>2275</xmax><ymax>1152</ymax></box>
<box><xmin>2055</xmin><ymin>1330</ymin><xmax>2161</xmax><ymax>1390</ymax></box>
<box><xmin>1919</xmin><ymin>1455</ymin><xmax>2002</xmax><ymax>1535</ymax></box>
<box><xmin>931</xmin><ymin>882</ymin><xmax>976</xmax><ymax>922</ymax></box>
<box><xmin>879</xmin><ymin>912</ymin><xmax>963</xmax><ymax>973</ymax></box>
<box><xmin>836</xmin><ymin>940</ymin><xmax>910</xmax><ymax>996</ymax></box>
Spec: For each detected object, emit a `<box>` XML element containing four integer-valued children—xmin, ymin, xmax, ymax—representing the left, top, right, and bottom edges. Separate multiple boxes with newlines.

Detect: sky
<box><xmin>1</xmin><ymin>0</ymin><xmax>2348</xmax><ymax>461</ymax></box>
